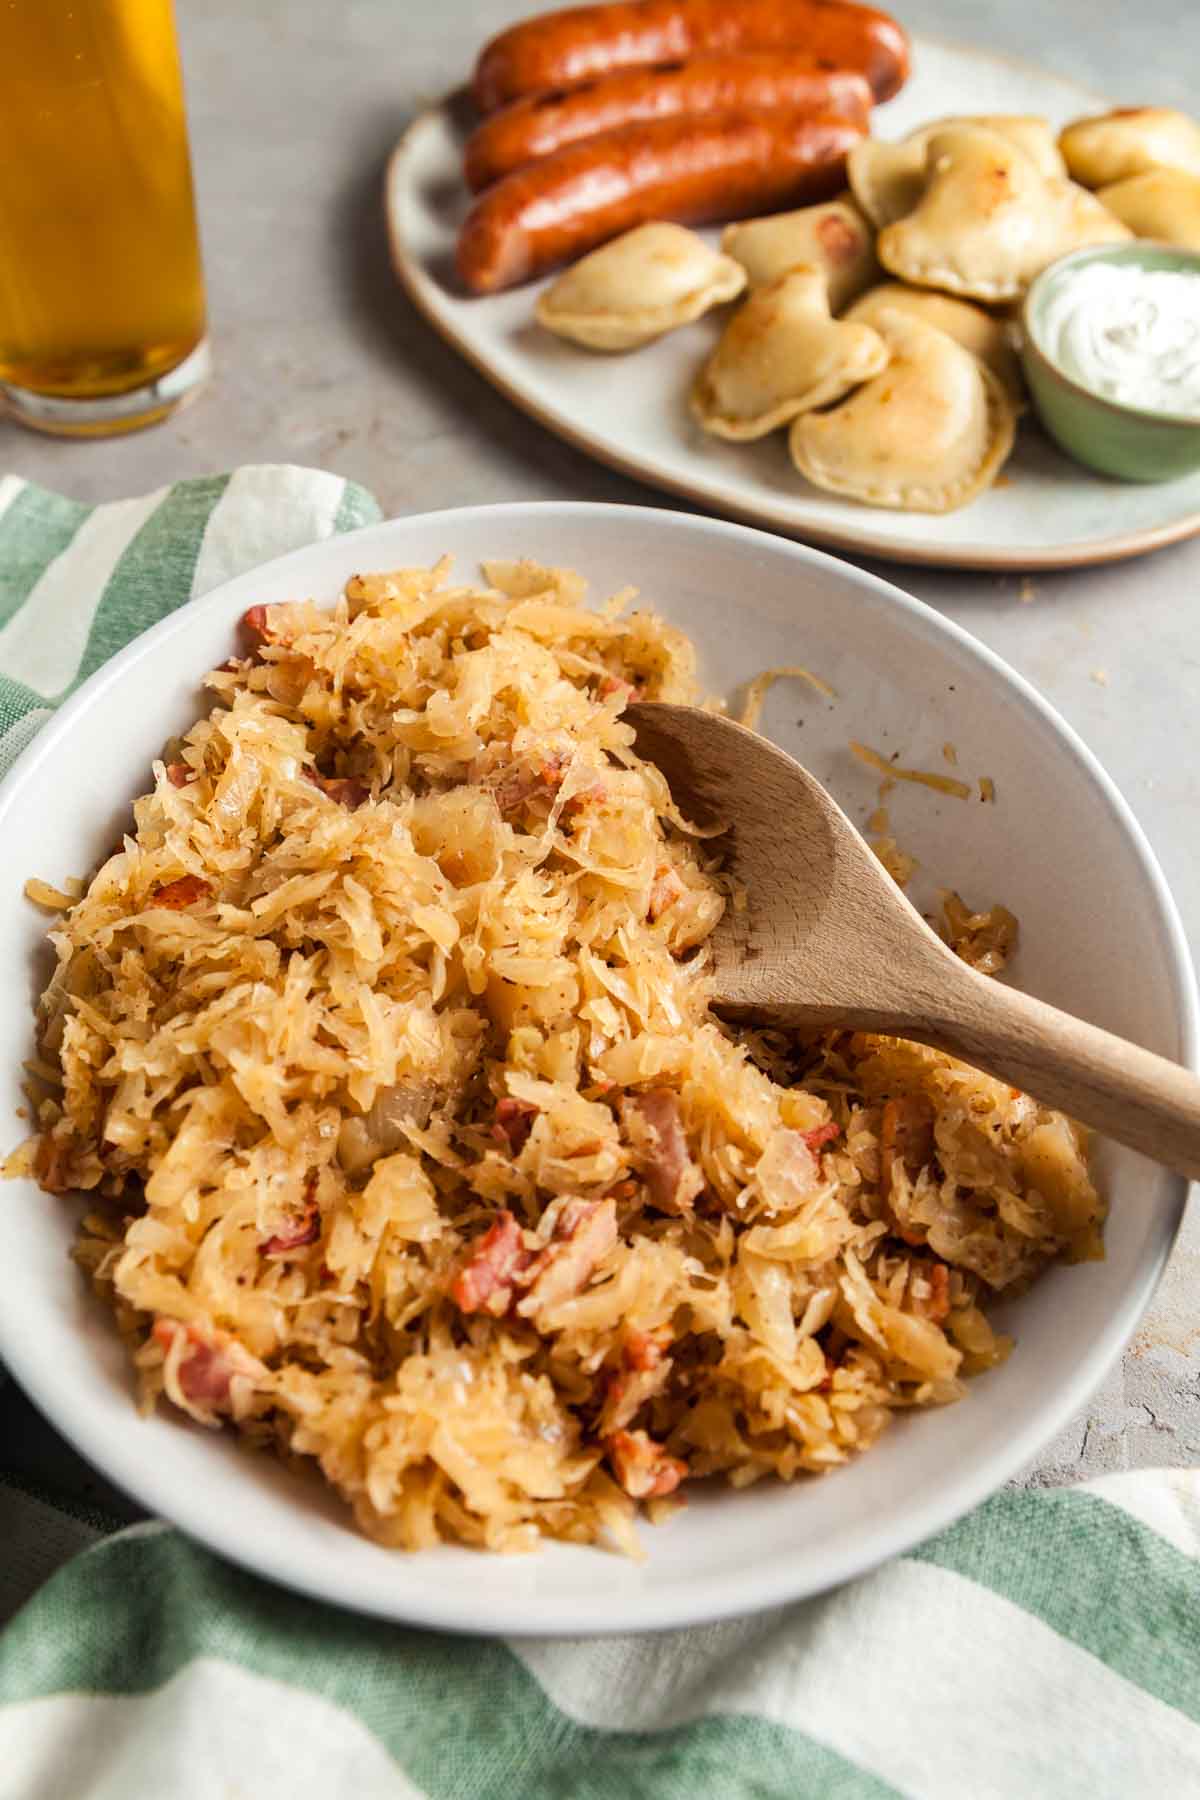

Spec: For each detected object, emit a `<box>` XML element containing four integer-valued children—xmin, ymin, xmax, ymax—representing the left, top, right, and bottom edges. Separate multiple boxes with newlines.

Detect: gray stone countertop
<box><xmin>1</xmin><ymin>0</ymin><xmax>1197</xmax><ymax>1515</ymax></box>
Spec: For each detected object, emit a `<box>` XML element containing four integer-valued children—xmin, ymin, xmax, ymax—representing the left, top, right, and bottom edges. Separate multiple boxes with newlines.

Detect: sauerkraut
<box><xmin>11</xmin><ymin>558</ymin><xmax>1104</xmax><ymax>1554</ymax></box>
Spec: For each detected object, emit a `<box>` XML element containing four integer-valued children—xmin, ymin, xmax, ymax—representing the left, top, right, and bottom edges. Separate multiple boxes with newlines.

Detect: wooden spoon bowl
<box><xmin>627</xmin><ymin>701</ymin><xmax>1200</xmax><ymax>1181</ymax></box>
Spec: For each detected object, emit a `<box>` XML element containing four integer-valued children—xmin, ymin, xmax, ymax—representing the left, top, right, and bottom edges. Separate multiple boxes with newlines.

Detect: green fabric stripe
<box><xmin>0</xmin><ymin>1530</ymin><xmax>898</xmax><ymax>1800</ymax></box>
<box><xmin>0</xmin><ymin>672</ymin><xmax>53</xmax><ymax>746</ymax></box>
<box><xmin>333</xmin><ymin>479</ymin><xmax>384</xmax><ymax>536</ymax></box>
<box><xmin>71</xmin><ymin>474</ymin><xmax>230</xmax><ymax>690</ymax></box>
<box><xmin>0</xmin><ymin>482</ymin><xmax>92</xmax><ymax>635</ymax></box>
<box><xmin>914</xmin><ymin>1488</ymin><xmax>1200</xmax><ymax>1722</ymax></box>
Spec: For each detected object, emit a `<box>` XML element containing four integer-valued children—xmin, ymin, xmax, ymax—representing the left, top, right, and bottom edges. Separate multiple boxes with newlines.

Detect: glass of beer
<box><xmin>0</xmin><ymin>0</ymin><xmax>208</xmax><ymax>437</ymax></box>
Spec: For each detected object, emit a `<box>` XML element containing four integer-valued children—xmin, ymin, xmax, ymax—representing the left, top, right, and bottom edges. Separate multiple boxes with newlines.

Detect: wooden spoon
<box><xmin>626</xmin><ymin>701</ymin><xmax>1200</xmax><ymax>1181</ymax></box>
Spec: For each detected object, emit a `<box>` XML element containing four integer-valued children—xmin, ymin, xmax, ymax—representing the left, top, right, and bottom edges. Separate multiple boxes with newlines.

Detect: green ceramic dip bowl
<box><xmin>1021</xmin><ymin>242</ymin><xmax>1200</xmax><ymax>482</ymax></box>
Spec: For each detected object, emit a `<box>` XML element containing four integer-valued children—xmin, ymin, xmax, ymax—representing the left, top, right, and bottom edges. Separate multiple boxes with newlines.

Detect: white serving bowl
<box><xmin>0</xmin><ymin>503</ymin><xmax>1193</xmax><ymax>1637</ymax></box>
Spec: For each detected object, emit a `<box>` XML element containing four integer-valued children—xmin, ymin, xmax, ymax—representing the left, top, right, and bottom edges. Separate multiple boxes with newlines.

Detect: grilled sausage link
<box><xmin>472</xmin><ymin>0</ymin><xmax>910</xmax><ymax>112</ymax></box>
<box><xmin>456</xmin><ymin>108</ymin><xmax>864</xmax><ymax>292</ymax></box>
<box><xmin>464</xmin><ymin>50</ymin><xmax>872</xmax><ymax>190</ymax></box>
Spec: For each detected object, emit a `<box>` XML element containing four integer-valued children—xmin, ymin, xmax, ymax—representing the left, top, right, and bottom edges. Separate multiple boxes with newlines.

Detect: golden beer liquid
<box><xmin>0</xmin><ymin>0</ymin><xmax>206</xmax><ymax>403</ymax></box>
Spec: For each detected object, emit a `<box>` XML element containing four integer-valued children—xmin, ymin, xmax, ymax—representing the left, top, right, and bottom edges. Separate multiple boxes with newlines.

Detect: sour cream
<box><xmin>1039</xmin><ymin>262</ymin><xmax>1200</xmax><ymax>418</ymax></box>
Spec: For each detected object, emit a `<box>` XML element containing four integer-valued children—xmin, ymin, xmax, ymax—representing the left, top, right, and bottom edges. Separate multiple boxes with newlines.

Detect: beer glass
<box><xmin>0</xmin><ymin>0</ymin><xmax>208</xmax><ymax>437</ymax></box>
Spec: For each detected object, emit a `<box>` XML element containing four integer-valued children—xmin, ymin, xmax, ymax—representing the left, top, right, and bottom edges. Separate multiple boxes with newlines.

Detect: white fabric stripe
<box><xmin>0</xmin><ymin>706</ymin><xmax>52</xmax><ymax>781</ymax></box>
<box><xmin>0</xmin><ymin>487</ymin><xmax>167</xmax><ymax>698</ymax></box>
<box><xmin>0</xmin><ymin>474</ymin><xmax>25</xmax><ymax>527</ymax></box>
<box><xmin>188</xmin><ymin>464</ymin><xmax>348</xmax><ymax>598</ymax></box>
<box><xmin>104</xmin><ymin>1518</ymin><xmax>172</xmax><ymax>1545</ymax></box>
<box><xmin>0</xmin><ymin>1658</ymin><xmax>424</xmax><ymax>1800</ymax></box>
<box><xmin>513</xmin><ymin>1557</ymin><xmax>1200</xmax><ymax>1799</ymax></box>
<box><xmin>1084</xmin><ymin>1467</ymin><xmax>1200</xmax><ymax>1560</ymax></box>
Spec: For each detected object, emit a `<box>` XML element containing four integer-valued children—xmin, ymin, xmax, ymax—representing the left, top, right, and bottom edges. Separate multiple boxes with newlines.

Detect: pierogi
<box><xmin>1060</xmin><ymin>107</ymin><xmax>1200</xmax><ymax>189</ymax></box>
<box><xmin>691</xmin><ymin>268</ymin><xmax>889</xmax><ymax>442</ymax></box>
<box><xmin>789</xmin><ymin>309</ymin><xmax>1017</xmax><ymax>513</ymax></box>
<box><xmin>721</xmin><ymin>197</ymin><xmax>880</xmax><ymax>311</ymax></box>
<box><xmin>536</xmin><ymin>222</ymin><xmax>746</xmax><ymax>351</ymax></box>
<box><xmin>877</xmin><ymin>127</ymin><xmax>1130</xmax><ymax>302</ymax></box>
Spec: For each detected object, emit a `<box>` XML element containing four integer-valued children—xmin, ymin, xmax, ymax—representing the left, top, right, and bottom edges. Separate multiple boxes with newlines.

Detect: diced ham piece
<box><xmin>880</xmin><ymin>1095</ymin><xmax>936</xmax><ymax>1201</ymax></box>
<box><xmin>450</xmin><ymin>1211</ymin><xmax>531</xmax><ymax>1316</ymax></box>
<box><xmin>151</xmin><ymin>875</ymin><xmax>211</xmax><ymax>909</ymax></box>
<box><xmin>152</xmin><ymin>1319</ymin><xmax>265</xmax><ymax>1426</ymax></box>
<box><xmin>599</xmin><ymin>1327</ymin><xmax>672</xmax><ymax>1435</ymax></box>
<box><xmin>302</xmin><ymin>765</ymin><xmax>368</xmax><ymax>809</ymax></box>
<box><xmin>801</xmin><ymin>1121</ymin><xmax>840</xmax><ymax>1152</ymax></box>
<box><xmin>492</xmin><ymin>1096</ymin><xmax>537</xmax><ymax>1154</ymax></box>
<box><xmin>606</xmin><ymin>1428</ymin><xmax>687</xmax><ymax>1500</ymax></box>
<box><xmin>622</xmin><ymin>1090</ymin><xmax>704</xmax><ymax>1215</ymax></box>
<box><xmin>516</xmin><ymin>1197</ymin><xmax>618</xmax><ymax>1317</ymax></box>
<box><xmin>647</xmin><ymin>865</ymin><xmax>686</xmax><ymax>920</ymax></box>
<box><xmin>166</xmin><ymin>762</ymin><xmax>192</xmax><ymax>789</ymax></box>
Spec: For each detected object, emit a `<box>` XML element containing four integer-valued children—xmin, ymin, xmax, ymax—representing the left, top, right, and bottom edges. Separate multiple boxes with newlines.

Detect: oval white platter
<box><xmin>385</xmin><ymin>37</ymin><xmax>1200</xmax><ymax>570</ymax></box>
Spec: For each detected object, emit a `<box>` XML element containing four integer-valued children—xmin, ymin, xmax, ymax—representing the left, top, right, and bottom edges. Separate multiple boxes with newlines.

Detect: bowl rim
<box><xmin>0</xmin><ymin>499</ymin><xmax>1195</xmax><ymax>1637</ymax></box>
<box><xmin>1021</xmin><ymin>241</ymin><xmax>1200</xmax><ymax>430</ymax></box>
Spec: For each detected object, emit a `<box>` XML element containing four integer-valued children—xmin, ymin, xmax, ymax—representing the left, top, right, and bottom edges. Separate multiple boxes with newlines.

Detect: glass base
<box><xmin>1</xmin><ymin>339</ymin><xmax>210</xmax><ymax>438</ymax></box>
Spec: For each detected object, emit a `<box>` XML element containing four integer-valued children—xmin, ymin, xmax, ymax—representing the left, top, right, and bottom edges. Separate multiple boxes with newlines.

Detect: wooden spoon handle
<box><xmin>924</xmin><ymin>965</ymin><xmax>1200</xmax><ymax>1181</ymax></box>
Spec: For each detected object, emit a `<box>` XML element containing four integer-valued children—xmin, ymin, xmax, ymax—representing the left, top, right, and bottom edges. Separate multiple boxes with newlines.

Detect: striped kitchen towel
<box><xmin>0</xmin><ymin>464</ymin><xmax>381</xmax><ymax>780</ymax></box>
<box><xmin>0</xmin><ymin>1471</ymin><xmax>1196</xmax><ymax>1799</ymax></box>
<box><xmin>0</xmin><ymin>468</ymin><xmax>1197</xmax><ymax>1799</ymax></box>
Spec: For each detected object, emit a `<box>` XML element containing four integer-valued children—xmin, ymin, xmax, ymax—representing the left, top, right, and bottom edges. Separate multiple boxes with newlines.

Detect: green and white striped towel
<box><xmin>0</xmin><ymin>464</ymin><xmax>380</xmax><ymax>779</ymax></box>
<box><xmin>0</xmin><ymin>468</ymin><xmax>1197</xmax><ymax>1800</ymax></box>
<box><xmin>0</xmin><ymin>1475</ymin><xmax>1196</xmax><ymax>1799</ymax></box>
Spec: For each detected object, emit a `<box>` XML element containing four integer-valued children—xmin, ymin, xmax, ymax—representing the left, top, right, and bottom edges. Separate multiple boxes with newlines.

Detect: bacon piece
<box><xmin>150</xmin><ymin>875</ymin><xmax>211</xmax><ymax>909</ymax></box>
<box><xmin>599</xmin><ymin>1326</ymin><xmax>672</xmax><ymax>1434</ymax></box>
<box><xmin>880</xmin><ymin>1095</ymin><xmax>936</xmax><ymax>1200</ymax></box>
<box><xmin>606</xmin><ymin>1427</ymin><xmax>687</xmax><ymax>1500</ymax></box>
<box><xmin>152</xmin><ymin>1319</ymin><xmax>265</xmax><ymax>1426</ymax></box>
<box><xmin>517</xmin><ymin>1197</ymin><xmax>618</xmax><ymax>1316</ymax></box>
<box><xmin>622</xmin><ymin>1089</ymin><xmax>703</xmax><ymax>1215</ymax></box>
<box><xmin>240</xmin><ymin>604</ymin><xmax>274</xmax><ymax>653</ymax></box>
<box><xmin>648</xmin><ymin>864</ymin><xmax>686</xmax><ymax>920</ymax></box>
<box><xmin>302</xmin><ymin>765</ymin><xmax>368</xmax><ymax>809</ymax></box>
<box><xmin>165</xmin><ymin>761</ymin><xmax>192</xmax><ymax>789</ymax></box>
<box><xmin>450</xmin><ymin>1210</ymin><xmax>531</xmax><ymax>1316</ymax></box>
<box><xmin>561</xmin><ymin>777</ymin><xmax>608</xmax><ymax>816</ymax></box>
<box><xmin>490</xmin><ymin>754</ymin><xmax>567</xmax><ymax>816</ymax></box>
<box><xmin>801</xmin><ymin>1121</ymin><xmax>840</xmax><ymax>1152</ymax></box>
<box><xmin>33</xmin><ymin>1132</ymin><xmax>74</xmax><ymax>1195</ymax></box>
<box><xmin>492</xmin><ymin>1096</ymin><xmax>537</xmax><ymax>1153</ymax></box>
<box><xmin>262</xmin><ymin>1188</ymin><xmax>321</xmax><ymax>1257</ymax></box>
<box><xmin>624</xmin><ymin>1326</ymin><xmax>665</xmax><ymax>1372</ymax></box>
<box><xmin>915</xmin><ymin>1261</ymin><xmax>951</xmax><ymax>1324</ymax></box>
<box><xmin>324</xmin><ymin>778</ymin><xmax>368</xmax><ymax>809</ymax></box>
